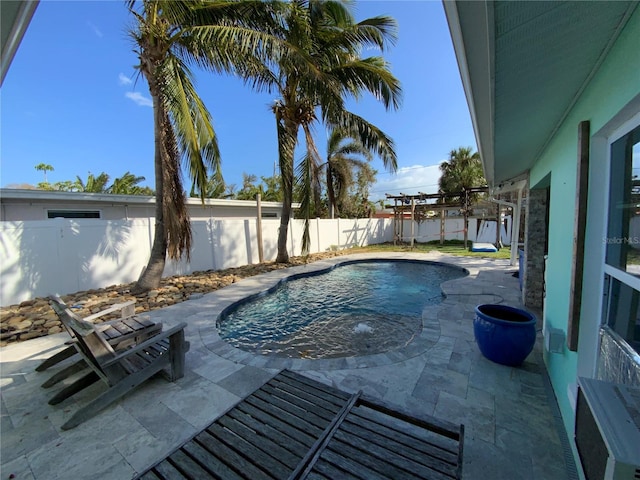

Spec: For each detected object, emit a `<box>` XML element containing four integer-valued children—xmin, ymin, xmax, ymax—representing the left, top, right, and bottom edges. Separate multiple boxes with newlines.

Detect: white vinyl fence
<box><xmin>0</xmin><ymin>217</ymin><xmax>392</xmax><ymax>306</ymax></box>
<box><xmin>0</xmin><ymin>215</ymin><xmax>502</xmax><ymax>306</ymax></box>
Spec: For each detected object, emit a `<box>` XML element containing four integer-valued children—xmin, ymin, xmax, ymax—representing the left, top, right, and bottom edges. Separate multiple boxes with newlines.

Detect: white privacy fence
<box><xmin>0</xmin><ymin>215</ymin><xmax>504</xmax><ymax>306</ymax></box>
<box><xmin>0</xmin><ymin>217</ymin><xmax>393</xmax><ymax>306</ymax></box>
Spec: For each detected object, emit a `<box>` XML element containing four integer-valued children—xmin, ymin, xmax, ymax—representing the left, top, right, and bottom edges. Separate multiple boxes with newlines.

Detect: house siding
<box><xmin>528</xmin><ymin>5</ymin><xmax>640</xmax><ymax>441</ymax></box>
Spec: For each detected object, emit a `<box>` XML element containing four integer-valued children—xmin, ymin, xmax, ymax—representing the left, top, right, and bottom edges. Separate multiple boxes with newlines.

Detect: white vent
<box><xmin>544</xmin><ymin>324</ymin><xmax>565</xmax><ymax>354</ymax></box>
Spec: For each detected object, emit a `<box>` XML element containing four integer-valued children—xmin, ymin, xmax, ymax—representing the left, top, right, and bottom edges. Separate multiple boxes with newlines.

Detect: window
<box><xmin>605</xmin><ymin>125</ymin><xmax>640</xmax><ymax>274</ymax></box>
<box><xmin>603</xmin><ymin>275</ymin><xmax>640</xmax><ymax>354</ymax></box>
<box><xmin>604</xmin><ymin>123</ymin><xmax>640</xmax><ymax>354</ymax></box>
<box><xmin>47</xmin><ymin>210</ymin><xmax>100</xmax><ymax>219</ymax></box>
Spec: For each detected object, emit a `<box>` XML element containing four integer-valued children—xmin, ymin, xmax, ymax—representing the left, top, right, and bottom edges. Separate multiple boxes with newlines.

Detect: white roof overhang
<box><xmin>0</xmin><ymin>189</ymin><xmax>294</xmax><ymax>209</ymax></box>
<box><xmin>443</xmin><ymin>0</ymin><xmax>638</xmax><ymax>187</ymax></box>
<box><xmin>1</xmin><ymin>1</ymin><xmax>39</xmax><ymax>86</ymax></box>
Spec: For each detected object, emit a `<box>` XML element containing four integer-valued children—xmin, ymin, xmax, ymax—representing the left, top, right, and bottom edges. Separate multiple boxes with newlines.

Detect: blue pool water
<box><xmin>217</xmin><ymin>260</ymin><xmax>466</xmax><ymax>359</ymax></box>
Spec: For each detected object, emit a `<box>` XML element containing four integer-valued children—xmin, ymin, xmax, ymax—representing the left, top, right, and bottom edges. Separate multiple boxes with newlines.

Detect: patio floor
<box><xmin>1</xmin><ymin>252</ymin><xmax>574</xmax><ymax>479</ymax></box>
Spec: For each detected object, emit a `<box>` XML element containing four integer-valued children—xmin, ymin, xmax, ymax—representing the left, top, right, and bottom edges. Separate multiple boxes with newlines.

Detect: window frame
<box><xmin>602</xmin><ymin>113</ymin><xmax>640</xmax><ymax>354</ymax></box>
<box><xmin>47</xmin><ymin>209</ymin><xmax>101</xmax><ymax>219</ymax></box>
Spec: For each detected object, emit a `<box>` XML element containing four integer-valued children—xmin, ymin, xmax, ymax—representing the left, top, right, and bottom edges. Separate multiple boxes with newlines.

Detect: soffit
<box><xmin>446</xmin><ymin>0</ymin><xmax>638</xmax><ymax>186</ymax></box>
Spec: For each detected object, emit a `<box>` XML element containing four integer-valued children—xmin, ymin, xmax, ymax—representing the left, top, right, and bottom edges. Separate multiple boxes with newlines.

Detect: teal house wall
<box><xmin>528</xmin><ymin>6</ymin><xmax>640</xmax><ymax>437</ymax></box>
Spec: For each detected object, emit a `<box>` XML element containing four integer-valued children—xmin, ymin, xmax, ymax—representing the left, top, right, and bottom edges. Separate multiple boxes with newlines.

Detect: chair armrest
<box><xmin>85</xmin><ymin>300</ymin><xmax>136</xmax><ymax>322</ymax></box>
<box><xmin>101</xmin><ymin>322</ymin><xmax>188</xmax><ymax>367</ymax></box>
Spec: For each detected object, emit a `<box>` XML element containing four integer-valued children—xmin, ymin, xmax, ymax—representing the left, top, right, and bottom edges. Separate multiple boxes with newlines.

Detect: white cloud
<box><xmin>87</xmin><ymin>21</ymin><xmax>103</xmax><ymax>38</ymax></box>
<box><xmin>118</xmin><ymin>73</ymin><xmax>132</xmax><ymax>86</ymax></box>
<box><xmin>125</xmin><ymin>92</ymin><xmax>152</xmax><ymax>107</ymax></box>
<box><xmin>370</xmin><ymin>163</ymin><xmax>444</xmax><ymax>202</ymax></box>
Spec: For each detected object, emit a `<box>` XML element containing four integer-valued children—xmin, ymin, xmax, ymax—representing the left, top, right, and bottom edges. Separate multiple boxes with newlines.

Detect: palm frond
<box><xmin>162</xmin><ymin>54</ymin><xmax>220</xmax><ymax>202</ymax></box>
<box><xmin>331</xmin><ymin>57</ymin><xmax>402</xmax><ymax>109</ymax></box>
<box><xmin>328</xmin><ymin>110</ymin><xmax>397</xmax><ymax>172</ymax></box>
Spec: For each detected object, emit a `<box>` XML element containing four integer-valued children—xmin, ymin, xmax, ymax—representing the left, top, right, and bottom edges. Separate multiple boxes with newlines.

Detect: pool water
<box><xmin>216</xmin><ymin>260</ymin><xmax>465</xmax><ymax>359</ymax></box>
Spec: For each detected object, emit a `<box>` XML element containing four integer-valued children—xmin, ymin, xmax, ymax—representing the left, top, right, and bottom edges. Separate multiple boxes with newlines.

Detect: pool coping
<box><xmin>198</xmin><ymin>252</ymin><xmax>500</xmax><ymax>371</ymax></box>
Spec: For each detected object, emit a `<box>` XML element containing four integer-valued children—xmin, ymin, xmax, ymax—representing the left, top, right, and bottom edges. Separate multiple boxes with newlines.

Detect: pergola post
<box><xmin>410</xmin><ymin>197</ymin><xmax>415</xmax><ymax>249</ymax></box>
<box><xmin>495</xmin><ymin>201</ymin><xmax>501</xmax><ymax>248</ymax></box>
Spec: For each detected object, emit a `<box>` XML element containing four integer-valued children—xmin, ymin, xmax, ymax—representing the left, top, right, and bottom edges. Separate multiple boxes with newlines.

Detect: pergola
<box><xmin>385</xmin><ymin>185</ymin><xmax>526</xmax><ymax>266</ymax></box>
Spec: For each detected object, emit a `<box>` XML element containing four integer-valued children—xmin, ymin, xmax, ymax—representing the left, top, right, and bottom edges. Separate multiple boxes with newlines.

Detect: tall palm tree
<box><xmin>438</xmin><ymin>147</ymin><xmax>486</xmax><ymax>206</ymax></box>
<box><xmin>248</xmin><ymin>0</ymin><xmax>401</xmax><ymax>261</ymax></box>
<box><xmin>325</xmin><ymin>127</ymin><xmax>373</xmax><ymax>218</ymax></box>
<box><xmin>35</xmin><ymin>163</ymin><xmax>54</xmax><ymax>183</ymax></box>
<box><xmin>438</xmin><ymin>146</ymin><xmax>486</xmax><ymax>247</ymax></box>
<box><xmin>126</xmin><ymin>0</ymin><xmax>283</xmax><ymax>292</ymax></box>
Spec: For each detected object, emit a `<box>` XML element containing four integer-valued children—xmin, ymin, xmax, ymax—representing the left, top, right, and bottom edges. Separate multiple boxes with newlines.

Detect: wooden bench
<box><xmin>138</xmin><ymin>369</ymin><xmax>464</xmax><ymax>479</ymax></box>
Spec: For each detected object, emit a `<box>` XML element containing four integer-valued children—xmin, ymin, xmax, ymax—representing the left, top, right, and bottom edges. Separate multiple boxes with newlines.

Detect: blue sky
<box><xmin>0</xmin><ymin>0</ymin><xmax>476</xmax><ymax>201</ymax></box>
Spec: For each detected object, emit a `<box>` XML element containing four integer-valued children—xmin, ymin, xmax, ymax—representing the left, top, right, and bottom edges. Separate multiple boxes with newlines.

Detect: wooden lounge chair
<box><xmin>37</xmin><ymin>298</ymin><xmax>162</xmax><ymax>389</ymax></box>
<box><xmin>47</xmin><ymin>295</ymin><xmax>190</xmax><ymax>430</ymax></box>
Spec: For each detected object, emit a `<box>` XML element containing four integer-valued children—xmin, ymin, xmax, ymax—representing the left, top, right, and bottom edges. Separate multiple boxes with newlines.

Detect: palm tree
<box><xmin>108</xmin><ymin>171</ymin><xmax>154</xmax><ymax>195</ymax></box>
<box><xmin>126</xmin><ymin>0</ymin><xmax>283</xmax><ymax>293</ymax></box>
<box><xmin>438</xmin><ymin>146</ymin><xmax>486</xmax><ymax>247</ymax></box>
<box><xmin>35</xmin><ymin>163</ymin><xmax>54</xmax><ymax>183</ymax></box>
<box><xmin>248</xmin><ymin>1</ymin><xmax>401</xmax><ymax>261</ymax></box>
<box><xmin>325</xmin><ymin>128</ymin><xmax>373</xmax><ymax>218</ymax></box>
<box><xmin>75</xmin><ymin>172</ymin><xmax>111</xmax><ymax>193</ymax></box>
<box><xmin>189</xmin><ymin>172</ymin><xmax>232</xmax><ymax>199</ymax></box>
<box><xmin>438</xmin><ymin>147</ymin><xmax>486</xmax><ymax>206</ymax></box>
<box><xmin>235</xmin><ymin>173</ymin><xmax>260</xmax><ymax>200</ymax></box>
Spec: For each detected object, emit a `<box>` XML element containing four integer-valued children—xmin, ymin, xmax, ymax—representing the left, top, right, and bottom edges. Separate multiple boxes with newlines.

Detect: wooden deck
<box><xmin>138</xmin><ymin>370</ymin><xmax>464</xmax><ymax>480</ymax></box>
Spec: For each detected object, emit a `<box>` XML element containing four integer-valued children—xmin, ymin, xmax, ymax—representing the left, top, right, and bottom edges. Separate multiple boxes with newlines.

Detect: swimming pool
<box><xmin>216</xmin><ymin>259</ymin><xmax>466</xmax><ymax>359</ymax></box>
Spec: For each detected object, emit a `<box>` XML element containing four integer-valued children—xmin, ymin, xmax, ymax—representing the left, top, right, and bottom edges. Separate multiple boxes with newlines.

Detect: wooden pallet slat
<box><xmin>252</xmin><ymin>389</ymin><xmax>331</xmax><ymax>430</ymax></box>
<box><xmin>235</xmin><ymin>402</ymin><xmax>318</xmax><ymax>448</ymax></box>
<box><xmin>308</xmin><ymin>459</ymin><xmax>359</xmax><ymax>480</ymax></box>
<box><xmin>350</xmin><ymin>404</ymin><xmax>461</xmax><ymax>452</ymax></box>
<box><xmin>167</xmin><ymin>449</ymin><xmax>215</xmax><ymax>478</ymax></box>
<box><xmin>135</xmin><ymin>370</ymin><xmax>464</xmax><ymax>480</ymax></box>
<box><xmin>207</xmin><ymin>423</ymin><xmax>291</xmax><ymax>479</ymax></box>
<box><xmin>278</xmin><ymin>371</ymin><xmax>350</xmax><ymax>404</ymax></box>
<box><xmin>195</xmin><ymin>429</ymin><xmax>275</xmax><ymax>480</ymax></box>
<box><xmin>332</xmin><ymin>430</ymin><xmax>455</xmax><ymax>480</ymax></box>
<box><xmin>245</xmin><ymin>395</ymin><xmax>325</xmax><ymax>438</ymax></box>
<box><xmin>266</xmin><ymin>380</ymin><xmax>344</xmax><ymax>415</ymax></box>
<box><xmin>344</xmin><ymin>410</ymin><xmax>460</xmax><ymax>463</ymax></box>
<box><xmin>217</xmin><ymin>415</ymin><xmax>301</xmax><ymax>470</ymax></box>
<box><xmin>151</xmin><ymin>459</ymin><xmax>187</xmax><ymax>480</ymax></box>
<box><xmin>316</xmin><ymin>448</ymin><xmax>389</xmax><ymax>480</ymax></box>
<box><xmin>183</xmin><ymin>439</ymin><xmax>245</xmax><ymax>480</ymax></box>
<box><xmin>341</xmin><ymin>415</ymin><xmax>459</xmax><ymax>474</ymax></box>
<box><xmin>260</xmin><ymin>384</ymin><xmax>338</xmax><ymax>422</ymax></box>
<box><xmin>227</xmin><ymin>407</ymin><xmax>311</xmax><ymax>457</ymax></box>
<box><xmin>288</xmin><ymin>391</ymin><xmax>360</xmax><ymax>480</ymax></box>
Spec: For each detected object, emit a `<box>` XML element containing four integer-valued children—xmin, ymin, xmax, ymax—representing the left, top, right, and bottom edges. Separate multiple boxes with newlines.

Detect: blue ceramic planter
<box><xmin>473</xmin><ymin>304</ymin><xmax>536</xmax><ymax>366</ymax></box>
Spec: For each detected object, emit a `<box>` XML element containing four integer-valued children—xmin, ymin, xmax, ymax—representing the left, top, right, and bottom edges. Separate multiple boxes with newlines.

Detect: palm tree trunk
<box><xmin>276</xmin><ymin>187</ymin><xmax>292</xmax><ymax>262</ymax></box>
<box><xmin>326</xmin><ymin>166</ymin><xmax>338</xmax><ymax>219</ymax></box>
<box><xmin>312</xmin><ymin>165</ymin><xmax>322</xmax><ymax>218</ymax></box>
<box><xmin>133</xmin><ymin>93</ymin><xmax>167</xmax><ymax>293</ymax></box>
<box><xmin>276</xmin><ymin>119</ymin><xmax>297</xmax><ymax>263</ymax></box>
